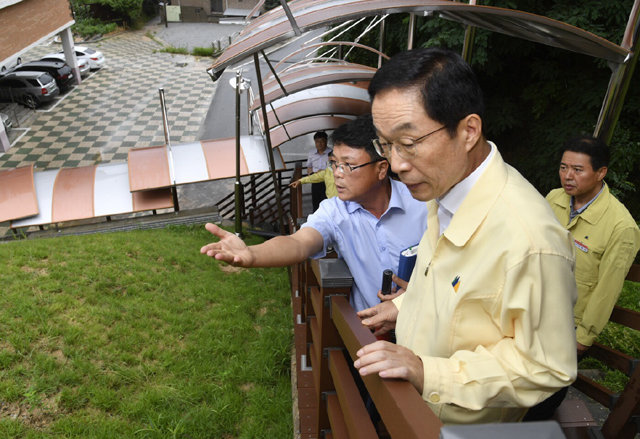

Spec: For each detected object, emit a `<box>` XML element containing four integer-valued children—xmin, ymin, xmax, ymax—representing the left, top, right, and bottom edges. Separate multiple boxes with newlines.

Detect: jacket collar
<box><xmin>434</xmin><ymin>147</ymin><xmax>508</xmax><ymax>247</ymax></box>
<box><xmin>550</xmin><ymin>182</ymin><xmax>610</xmax><ymax>226</ymax></box>
<box><xmin>570</xmin><ymin>182</ymin><xmax>610</xmax><ymax>226</ymax></box>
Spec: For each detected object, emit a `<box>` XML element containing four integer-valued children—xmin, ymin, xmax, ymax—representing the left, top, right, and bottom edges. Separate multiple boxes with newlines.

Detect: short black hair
<box><xmin>562</xmin><ymin>135</ymin><xmax>609</xmax><ymax>170</ymax></box>
<box><xmin>313</xmin><ymin>131</ymin><xmax>328</xmax><ymax>140</ymax></box>
<box><xmin>330</xmin><ymin>114</ymin><xmax>381</xmax><ymax>161</ymax></box>
<box><xmin>368</xmin><ymin>48</ymin><xmax>484</xmax><ymax>136</ymax></box>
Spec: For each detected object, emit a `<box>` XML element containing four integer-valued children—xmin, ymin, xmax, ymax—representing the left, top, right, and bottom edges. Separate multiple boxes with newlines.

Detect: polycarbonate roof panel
<box><xmin>0</xmin><ymin>165</ymin><xmax>38</xmax><ymax>222</ymax></box>
<box><xmin>269</xmin><ymin>115</ymin><xmax>355</xmax><ymax>148</ymax></box>
<box><xmin>249</xmin><ymin>63</ymin><xmax>375</xmax><ymax>110</ymax></box>
<box><xmin>212</xmin><ymin>0</ymin><xmax>628</xmax><ymax>73</ymax></box>
<box><xmin>262</xmin><ymin>96</ymin><xmax>370</xmax><ymax>128</ymax></box>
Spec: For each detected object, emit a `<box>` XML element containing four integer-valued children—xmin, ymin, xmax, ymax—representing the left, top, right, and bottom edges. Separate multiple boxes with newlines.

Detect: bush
<box><xmin>72</xmin><ymin>18</ymin><xmax>118</xmax><ymax>39</ymax></box>
<box><xmin>160</xmin><ymin>46</ymin><xmax>189</xmax><ymax>55</ymax></box>
<box><xmin>192</xmin><ymin>46</ymin><xmax>214</xmax><ymax>57</ymax></box>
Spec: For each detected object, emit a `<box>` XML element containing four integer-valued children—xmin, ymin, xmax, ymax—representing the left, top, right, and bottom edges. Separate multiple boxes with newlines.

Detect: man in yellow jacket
<box><xmin>289</xmin><ymin>159</ymin><xmax>338</xmax><ymax>199</ymax></box>
<box><xmin>546</xmin><ymin>135</ymin><xmax>640</xmax><ymax>355</ymax></box>
<box><xmin>354</xmin><ymin>48</ymin><xmax>577</xmax><ymax>425</ymax></box>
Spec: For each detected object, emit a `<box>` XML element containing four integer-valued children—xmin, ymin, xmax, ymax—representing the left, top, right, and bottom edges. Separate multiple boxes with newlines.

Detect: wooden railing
<box><xmin>289</xmin><ymin>253</ymin><xmax>443</xmax><ymax>439</ymax></box>
<box><xmin>286</xmin><ymin>182</ymin><xmax>640</xmax><ymax>438</ymax></box>
<box><xmin>215</xmin><ymin>161</ymin><xmax>305</xmax><ymax>232</ymax></box>
<box><xmin>571</xmin><ymin>264</ymin><xmax>640</xmax><ymax>439</ymax></box>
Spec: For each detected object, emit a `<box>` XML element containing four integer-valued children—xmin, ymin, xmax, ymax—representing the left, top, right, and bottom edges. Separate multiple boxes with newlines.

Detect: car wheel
<box><xmin>23</xmin><ymin>94</ymin><xmax>37</xmax><ymax>109</ymax></box>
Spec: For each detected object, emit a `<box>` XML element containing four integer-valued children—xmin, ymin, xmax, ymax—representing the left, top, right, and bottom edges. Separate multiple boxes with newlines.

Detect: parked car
<box><xmin>0</xmin><ymin>56</ymin><xmax>22</xmax><ymax>73</ymax></box>
<box><xmin>1</xmin><ymin>112</ymin><xmax>11</xmax><ymax>131</ymax></box>
<box><xmin>41</xmin><ymin>54</ymin><xmax>90</xmax><ymax>77</ymax></box>
<box><xmin>5</xmin><ymin>60</ymin><xmax>74</xmax><ymax>91</ymax></box>
<box><xmin>68</xmin><ymin>46</ymin><xmax>106</xmax><ymax>70</ymax></box>
<box><xmin>55</xmin><ymin>46</ymin><xmax>105</xmax><ymax>70</ymax></box>
<box><xmin>0</xmin><ymin>71</ymin><xmax>59</xmax><ymax>109</ymax></box>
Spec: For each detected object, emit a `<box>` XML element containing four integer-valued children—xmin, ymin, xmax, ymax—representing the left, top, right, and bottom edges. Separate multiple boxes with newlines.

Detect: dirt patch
<box><xmin>51</xmin><ymin>350</ymin><xmax>66</xmax><ymax>363</ymax></box>
<box><xmin>239</xmin><ymin>383</ymin><xmax>254</xmax><ymax>392</ymax></box>
<box><xmin>20</xmin><ymin>266</ymin><xmax>48</xmax><ymax>276</ymax></box>
<box><xmin>218</xmin><ymin>264</ymin><xmax>246</xmax><ymax>273</ymax></box>
<box><xmin>0</xmin><ymin>397</ymin><xmax>59</xmax><ymax>429</ymax></box>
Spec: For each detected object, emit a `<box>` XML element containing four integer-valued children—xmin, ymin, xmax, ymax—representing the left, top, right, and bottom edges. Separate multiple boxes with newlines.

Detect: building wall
<box><xmin>225</xmin><ymin>0</ymin><xmax>253</xmax><ymax>10</ymax></box>
<box><xmin>0</xmin><ymin>0</ymin><xmax>74</xmax><ymax>67</ymax></box>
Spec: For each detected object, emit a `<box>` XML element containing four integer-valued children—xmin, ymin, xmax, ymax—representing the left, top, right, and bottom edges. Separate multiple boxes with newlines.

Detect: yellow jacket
<box><xmin>299</xmin><ymin>168</ymin><xmax>337</xmax><ymax>198</ymax></box>
<box><xmin>394</xmin><ymin>149</ymin><xmax>577</xmax><ymax>424</ymax></box>
<box><xmin>546</xmin><ymin>184</ymin><xmax>640</xmax><ymax>346</ymax></box>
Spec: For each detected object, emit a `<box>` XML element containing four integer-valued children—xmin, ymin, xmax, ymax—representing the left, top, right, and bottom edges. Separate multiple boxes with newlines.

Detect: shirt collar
<box><xmin>345</xmin><ymin>179</ymin><xmax>403</xmax><ymax>216</ymax></box>
<box><xmin>570</xmin><ymin>182</ymin><xmax>604</xmax><ymax>220</ymax></box>
<box><xmin>436</xmin><ymin>142</ymin><xmax>496</xmax><ymax>233</ymax></box>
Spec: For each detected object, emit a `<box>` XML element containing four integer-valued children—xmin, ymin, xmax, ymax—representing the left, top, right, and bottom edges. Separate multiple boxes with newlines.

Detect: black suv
<box><xmin>6</xmin><ymin>60</ymin><xmax>74</xmax><ymax>92</ymax></box>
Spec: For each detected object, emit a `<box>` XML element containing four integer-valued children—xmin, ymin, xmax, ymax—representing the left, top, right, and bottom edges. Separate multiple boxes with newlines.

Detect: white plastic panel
<box><xmin>93</xmin><ymin>163</ymin><xmax>133</xmax><ymax>216</ymax></box>
<box><xmin>241</xmin><ymin>135</ymin><xmax>271</xmax><ymax>174</ymax></box>
<box><xmin>171</xmin><ymin>142</ymin><xmax>209</xmax><ymax>184</ymax></box>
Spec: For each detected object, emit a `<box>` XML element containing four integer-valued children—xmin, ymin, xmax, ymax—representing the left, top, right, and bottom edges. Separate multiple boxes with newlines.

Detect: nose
<box><xmin>389</xmin><ymin>146</ymin><xmax>411</xmax><ymax>174</ymax></box>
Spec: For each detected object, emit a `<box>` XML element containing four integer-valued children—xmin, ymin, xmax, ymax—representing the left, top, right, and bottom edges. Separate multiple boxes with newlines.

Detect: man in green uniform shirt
<box><xmin>546</xmin><ymin>135</ymin><xmax>640</xmax><ymax>355</ymax></box>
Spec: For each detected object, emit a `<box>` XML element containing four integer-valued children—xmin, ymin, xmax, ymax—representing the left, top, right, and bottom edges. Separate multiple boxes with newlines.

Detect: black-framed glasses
<box><xmin>372</xmin><ymin>125</ymin><xmax>446</xmax><ymax>159</ymax></box>
<box><xmin>328</xmin><ymin>158</ymin><xmax>382</xmax><ymax>175</ymax></box>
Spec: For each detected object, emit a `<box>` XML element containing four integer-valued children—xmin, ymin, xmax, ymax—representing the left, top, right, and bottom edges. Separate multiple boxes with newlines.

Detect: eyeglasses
<box><xmin>328</xmin><ymin>159</ymin><xmax>382</xmax><ymax>175</ymax></box>
<box><xmin>372</xmin><ymin>125</ymin><xmax>446</xmax><ymax>159</ymax></box>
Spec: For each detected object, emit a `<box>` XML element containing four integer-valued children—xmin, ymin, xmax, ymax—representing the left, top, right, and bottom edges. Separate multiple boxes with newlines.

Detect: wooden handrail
<box><xmin>331</xmin><ymin>295</ymin><xmax>443</xmax><ymax>439</ymax></box>
<box><xmin>327</xmin><ymin>350</ymin><xmax>377</xmax><ymax>438</ymax></box>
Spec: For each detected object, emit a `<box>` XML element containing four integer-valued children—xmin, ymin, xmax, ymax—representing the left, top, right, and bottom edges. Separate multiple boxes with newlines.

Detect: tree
<box><xmin>325</xmin><ymin>1</ymin><xmax>640</xmax><ymax>216</ymax></box>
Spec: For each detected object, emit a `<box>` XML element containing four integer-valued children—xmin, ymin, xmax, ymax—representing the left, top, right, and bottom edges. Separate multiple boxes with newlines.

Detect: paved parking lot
<box><xmin>0</xmin><ymin>23</ymin><xmax>223</xmax><ymax>171</ymax></box>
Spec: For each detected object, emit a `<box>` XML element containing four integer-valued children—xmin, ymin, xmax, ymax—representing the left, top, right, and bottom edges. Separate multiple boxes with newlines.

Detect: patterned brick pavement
<box><xmin>0</xmin><ymin>28</ymin><xmax>218</xmax><ymax>171</ymax></box>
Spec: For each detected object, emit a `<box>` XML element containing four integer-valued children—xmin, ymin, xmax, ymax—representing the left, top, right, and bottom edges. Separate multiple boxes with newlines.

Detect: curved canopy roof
<box><xmin>258</xmin><ymin>83</ymin><xmax>370</xmax><ymax>128</ymax></box>
<box><xmin>211</xmin><ymin>0</ymin><xmax>629</xmax><ymax>75</ymax></box>
<box><xmin>269</xmin><ymin>115</ymin><xmax>355</xmax><ymax>148</ymax></box>
<box><xmin>249</xmin><ymin>63</ymin><xmax>374</xmax><ymax>111</ymax></box>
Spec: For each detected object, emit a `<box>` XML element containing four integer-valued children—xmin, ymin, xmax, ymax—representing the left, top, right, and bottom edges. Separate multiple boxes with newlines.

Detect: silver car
<box><xmin>0</xmin><ymin>71</ymin><xmax>59</xmax><ymax>108</ymax></box>
<box><xmin>0</xmin><ymin>112</ymin><xmax>11</xmax><ymax>131</ymax></box>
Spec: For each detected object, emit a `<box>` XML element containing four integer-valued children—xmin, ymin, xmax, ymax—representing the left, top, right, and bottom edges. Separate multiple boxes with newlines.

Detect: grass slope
<box><xmin>0</xmin><ymin>225</ymin><xmax>292</xmax><ymax>438</ymax></box>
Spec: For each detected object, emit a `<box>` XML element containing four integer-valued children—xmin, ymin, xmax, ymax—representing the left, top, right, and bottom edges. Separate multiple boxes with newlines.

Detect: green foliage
<box><xmin>191</xmin><ymin>47</ymin><xmax>215</xmax><ymax>57</ymax></box>
<box><xmin>326</xmin><ymin>1</ymin><xmax>640</xmax><ymax>217</ymax></box>
<box><xmin>70</xmin><ymin>0</ymin><xmax>144</xmax><ymax>25</ymax></box>
<box><xmin>0</xmin><ymin>225</ymin><xmax>292</xmax><ymax>438</ymax></box>
<box><xmin>160</xmin><ymin>46</ymin><xmax>189</xmax><ymax>55</ymax></box>
<box><xmin>72</xmin><ymin>18</ymin><xmax>118</xmax><ymax>39</ymax></box>
<box><xmin>264</xmin><ymin>0</ymin><xmax>284</xmax><ymax>11</ymax></box>
<box><xmin>578</xmin><ymin>280</ymin><xmax>640</xmax><ymax>393</ymax></box>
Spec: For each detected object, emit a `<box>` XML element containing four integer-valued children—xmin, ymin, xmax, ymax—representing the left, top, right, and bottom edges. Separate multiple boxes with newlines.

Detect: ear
<box><xmin>457</xmin><ymin>114</ymin><xmax>483</xmax><ymax>152</ymax></box>
<box><xmin>596</xmin><ymin>166</ymin><xmax>608</xmax><ymax>181</ymax></box>
<box><xmin>377</xmin><ymin>159</ymin><xmax>389</xmax><ymax>181</ymax></box>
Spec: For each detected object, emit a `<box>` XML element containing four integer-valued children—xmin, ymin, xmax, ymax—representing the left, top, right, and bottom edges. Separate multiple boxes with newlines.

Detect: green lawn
<box><xmin>0</xmin><ymin>225</ymin><xmax>292</xmax><ymax>438</ymax></box>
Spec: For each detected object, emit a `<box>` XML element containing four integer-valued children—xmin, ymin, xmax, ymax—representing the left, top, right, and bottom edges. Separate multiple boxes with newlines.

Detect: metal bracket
<box><xmin>322</xmin><ymin>346</ymin><xmax>343</xmax><ymax>359</ymax></box>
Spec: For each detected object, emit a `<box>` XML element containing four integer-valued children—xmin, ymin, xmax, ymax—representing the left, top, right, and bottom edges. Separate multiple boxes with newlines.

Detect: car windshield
<box><xmin>84</xmin><ymin>48</ymin><xmax>96</xmax><ymax>54</ymax></box>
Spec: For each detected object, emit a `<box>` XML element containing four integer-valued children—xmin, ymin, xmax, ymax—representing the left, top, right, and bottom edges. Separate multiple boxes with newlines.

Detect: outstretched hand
<box><xmin>357</xmin><ymin>300</ymin><xmax>398</xmax><ymax>336</ymax></box>
<box><xmin>199</xmin><ymin>223</ymin><xmax>254</xmax><ymax>267</ymax></box>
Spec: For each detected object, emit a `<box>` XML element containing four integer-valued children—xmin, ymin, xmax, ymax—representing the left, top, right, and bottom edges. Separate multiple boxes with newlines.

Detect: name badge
<box><xmin>574</xmin><ymin>239</ymin><xmax>588</xmax><ymax>253</ymax></box>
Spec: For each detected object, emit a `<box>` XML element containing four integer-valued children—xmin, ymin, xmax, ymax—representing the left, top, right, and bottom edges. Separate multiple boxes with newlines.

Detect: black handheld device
<box><xmin>381</xmin><ymin>269</ymin><xmax>393</xmax><ymax>295</ymax></box>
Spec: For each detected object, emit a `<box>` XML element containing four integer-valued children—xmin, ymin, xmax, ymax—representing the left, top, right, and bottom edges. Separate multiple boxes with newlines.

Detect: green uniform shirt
<box><xmin>547</xmin><ymin>183</ymin><xmax>640</xmax><ymax>346</ymax></box>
